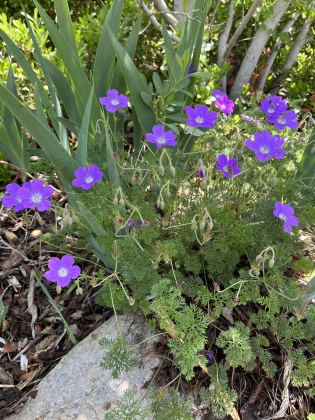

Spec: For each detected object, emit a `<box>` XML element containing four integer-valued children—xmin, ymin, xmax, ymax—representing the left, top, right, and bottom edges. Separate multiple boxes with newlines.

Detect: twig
<box><xmin>136</xmin><ymin>0</ymin><xmax>180</xmax><ymax>42</ymax></box>
<box><xmin>0</xmin><ymin>237</ymin><xmax>31</xmax><ymax>262</ymax></box>
<box><xmin>0</xmin><ymin>160</ymin><xmax>35</xmax><ymax>180</ymax></box>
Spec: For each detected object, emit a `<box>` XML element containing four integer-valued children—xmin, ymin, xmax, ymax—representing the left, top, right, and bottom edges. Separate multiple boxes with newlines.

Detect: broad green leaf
<box><xmin>54</xmin><ymin>0</ymin><xmax>80</xmax><ymax>61</ymax></box>
<box><xmin>189</xmin><ymin>72</ymin><xmax>215</xmax><ymax>80</ymax></box>
<box><xmin>0</xmin><ymin>29</ymin><xmax>60</xmax><ymax>133</ymax></box>
<box><xmin>0</xmin><ymin>136</ymin><xmax>24</xmax><ymax>168</ymax></box>
<box><xmin>105</xmin><ymin>120</ymin><xmax>121</xmax><ymax>187</ymax></box>
<box><xmin>93</xmin><ymin>0</ymin><xmax>124</xmax><ymax>100</ymax></box>
<box><xmin>34</xmin><ymin>82</ymin><xmax>50</xmax><ymax>128</ymax></box>
<box><xmin>2</xmin><ymin>68</ymin><xmax>25</xmax><ymax>167</ymax></box>
<box><xmin>153</xmin><ymin>72</ymin><xmax>163</xmax><ymax>96</ymax></box>
<box><xmin>33</xmin><ymin>0</ymin><xmax>102</xmax><ymax>128</ymax></box>
<box><xmin>177</xmin><ymin>0</ymin><xmax>211</xmax><ymax>58</ymax></box>
<box><xmin>0</xmin><ymin>84</ymin><xmax>78</xmax><ymax>183</ymax></box>
<box><xmin>25</xmin><ymin>15</ymin><xmax>70</xmax><ymax>153</ymax></box>
<box><xmin>140</xmin><ymin>91</ymin><xmax>154</xmax><ymax>109</ymax></box>
<box><xmin>44</xmin><ymin>58</ymin><xmax>81</xmax><ymax>130</ymax></box>
<box><xmin>76</xmin><ymin>88</ymin><xmax>94</xmax><ymax>168</ymax></box>
<box><xmin>108</xmin><ymin>26</ymin><xmax>156</xmax><ymax>137</ymax></box>
<box><xmin>296</xmin><ymin>126</ymin><xmax>315</xmax><ymax>185</ymax></box>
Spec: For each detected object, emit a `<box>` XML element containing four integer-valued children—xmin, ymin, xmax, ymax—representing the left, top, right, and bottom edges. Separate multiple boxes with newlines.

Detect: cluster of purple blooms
<box><xmin>259</xmin><ymin>95</ymin><xmax>299</xmax><ymax>131</ymax></box>
<box><xmin>1</xmin><ymin>91</ymin><xmax>301</xmax><ymax>291</ymax></box>
<box><xmin>2</xmin><ymin>180</ymin><xmax>54</xmax><ymax>212</ymax></box>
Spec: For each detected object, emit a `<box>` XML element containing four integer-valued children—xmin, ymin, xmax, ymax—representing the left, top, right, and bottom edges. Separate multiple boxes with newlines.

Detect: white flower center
<box><xmin>259</xmin><ymin>146</ymin><xmax>270</xmax><ymax>154</ymax></box>
<box><xmin>85</xmin><ymin>176</ymin><xmax>94</xmax><ymax>183</ymax></box>
<box><xmin>278</xmin><ymin>213</ymin><xmax>286</xmax><ymax>221</ymax></box>
<box><xmin>58</xmin><ymin>268</ymin><xmax>68</xmax><ymax>278</ymax></box>
<box><xmin>32</xmin><ymin>193</ymin><xmax>42</xmax><ymax>203</ymax></box>
<box><xmin>268</xmin><ymin>107</ymin><xmax>275</xmax><ymax>114</ymax></box>
<box><xmin>196</xmin><ymin>116</ymin><xmax>204</xmax><ymax>123</ymax></box>
<box><xmin>221</xmin><ymin>104</ymin><xmax>226</xmax><ymax>109</ymax></box>
<box><xmin>223</xmin><ymin>165</ymin><xmax>229</xmax><ymax>172</ymax></box>
<box><xmin>277</xmin><ymin>116</ymin><xmax>285</xmax><ymax>124</ymax></box>
<box><xmin>157</xmin><ymin>136</ymin><xmax>166</xmax><ymax>144</ymax></box>
<box><xmin>111</xmin><ymin>99</ymin><xmax>119</xmax><ymax>105</ymax></box>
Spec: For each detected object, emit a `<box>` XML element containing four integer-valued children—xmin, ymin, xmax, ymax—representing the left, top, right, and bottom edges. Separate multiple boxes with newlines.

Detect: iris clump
<box><xmin>273</xmin><ymin>202</ymin><xmax>299</xmax><ymax>233</ymax></box>
<box><xmin>99</xmin><ymin>89</ymin><xmax>129</xmax><ymax>113</ymax></box>
<box><xmin>145</xmin><ymin>125</ymin><xmax>177</xmax><ymax>149</ymax></box>
<box><xmin>245</xmin><ymin>130</ymin><xmax>285</xmax><ymax>161</ymax></box>
<box><xmin>72</xmin><ymin>165</ymin><xmax>103</xmax><ymax>190</ymax></box>
<box><xmin>216</xmin><ymin>154</ymin><xmax>241</xmax><ymax>178</ymax></box>
<box><xmin>44</xmin><ymin>255</ymin><xmax>81</xmax><ymax>287</ymax></box>
<box><xmin>184</xmin><ymin>105</ymin><xmax>218</xmax><ymax>128</ymax></box>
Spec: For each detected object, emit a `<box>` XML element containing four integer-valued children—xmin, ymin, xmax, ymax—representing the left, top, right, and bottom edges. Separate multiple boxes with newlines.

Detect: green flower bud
<box><xmin>159</xmin><ymin>164</ymin><xmax>165</xmax><ymax>176</ymax></box>
<box><xmin>169</xmin><ymin>165</ymin><xmax>176</xmax><ymax>177</ymax></box>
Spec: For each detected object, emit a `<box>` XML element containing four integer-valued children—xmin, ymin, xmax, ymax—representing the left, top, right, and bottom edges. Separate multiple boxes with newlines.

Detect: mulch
<box><xmin>0</xmin><ymin>199</ymin><xmax>114</xmax><ymax>417</ymax></box>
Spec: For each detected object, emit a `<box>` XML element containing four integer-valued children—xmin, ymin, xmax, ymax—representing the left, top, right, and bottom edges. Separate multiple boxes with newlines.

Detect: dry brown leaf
<box><xmin>19</xmin><ymin>370</ymin><xmax>37</xmax><ymax>381</ymax></box>
<box><xmin>3</xmin><ymin>341</ymin><xmax>18</xmax><ymax>353</ymax></box>
<box><xmin>246</xmin><ymin>380</ymin><xmax>264</xmax><ymax>405</ymax></box>
<box><xmin>0</xmin><ymin>366</ymin><xmax>14</xmax><ymax>384</ymax></box>
<box><xmin>0</xmin><ymin>252</ymin><xmax>24</xmax><ymax>269</ymax></box>
<box><xmin>35</xmin><ymin>335</ymin><xmax>58</xmax><ymax>352</ymax></box>
<box><xmin>70</xmin><ymin>310</ymin><xmax>84</xmax><ymax>320</ymax></box>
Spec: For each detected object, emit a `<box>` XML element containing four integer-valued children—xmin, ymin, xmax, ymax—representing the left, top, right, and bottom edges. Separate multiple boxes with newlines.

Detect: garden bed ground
<box><xmin>0</xmin><ymin>183</ymin><xmax>315</xmax><ymax>419</ymax></box>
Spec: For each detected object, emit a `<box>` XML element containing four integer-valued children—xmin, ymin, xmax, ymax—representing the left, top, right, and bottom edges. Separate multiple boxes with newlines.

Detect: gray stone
<box><xmin>8</xmin><ymin>312</ymin><xmax>160</xmax><ymax>420</ymax></box>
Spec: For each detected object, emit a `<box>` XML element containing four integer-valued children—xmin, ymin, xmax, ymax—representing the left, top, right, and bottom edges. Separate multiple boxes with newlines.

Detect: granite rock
<box><xmin>8</xmin><ymin>312</ymin><xmax>160</xmax><ymax>420</ymax></box>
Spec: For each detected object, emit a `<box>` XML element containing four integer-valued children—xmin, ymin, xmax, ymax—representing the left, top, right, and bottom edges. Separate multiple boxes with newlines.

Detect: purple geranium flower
<box><xmin>215</xmin><ymin>94</ymin><xmax>234</xmax><ymax>116</ymax></box>
<box><xmin>212</xmin><ymin>89</ymin><xmax>224</xmax><ymax>99</ymax></box>
<box><xmin>259</xmin><ymin>95</ymin><xmax>288</xmax><ymax>117</ymax></box>
<box><xmin>184</xmin><ymin>105</ymin><xmax>218</xmax><ymax>128</ymax></box>
<box><xmin>240</xmin><ymin>114</ymin><xmax>262</xmax><ymax>126</ymax></box>
<box><xmin>72</xmin><ymin>165</ymin><xmax>103</xmax><ymax>190</ymax></box>
<box><xmin>267</xmin><ymin>110</ymin><xmax>299</xmax><ymax>130</ymax></box>
<box><xmin>216</xmin><ymin>154</ymin><xmax>241</xmax><ymax>178</ymax></box>
<box><xmin>44</xmin><ymin>255</ymin><xmax>81</xmax><ymax>288</ymax></box>
<box><xmin>206</xmin><ymin>352</ymin><xmax>214</xmax><ymax>361</ymax></box>
<box><xmin>19</xmin><ymin>180</ymin><xmax>53</xmax><ymax>212</ymax></box>
<box><xmin>273</xmin><ymin>202</ymin><xmax>299</xmax><ymax>233</ymax></box>
<box><xmin>145</xmin><ymin>125</ymin><xmax>177</xmax><ymax>150</ymax></box>
<box><xmin>245</xmin><ymin>130</ymin><xmax>285</xmax><ymax>162</ymax></box>
<box><xmin>187</xmin><ymin>64</ymin><xmax>196</xmax><ymax>79</ymax></box>
<box><xmin>99</xmin><ymin>89</ymin><xmax>129</xmax><ymax>113</ymax></box>
<box><xmin>2</xmin><ymin>183</ymin><xmax>26</xmax><ymax>212</ymax></box>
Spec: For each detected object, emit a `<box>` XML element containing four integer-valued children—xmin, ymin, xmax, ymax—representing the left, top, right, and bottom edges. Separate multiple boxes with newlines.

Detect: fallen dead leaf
<box><xmin>35</xmin><ymin>335</ymin><xmax>58</xmax><ymax>352</ymax></box>
<box><xmin>19</xmin><ymin>370</ymin><xmax>37</xmax><ymax>381</ymax></box>
<box><xmin>70</xmin><ymin>310</ymin><xmax>84</xmax><ymax>320</ymax></box>
<box><xmin>3</xmin><ymin>341</ymin><xmax>18</xmax><ymax>353</ymax></box>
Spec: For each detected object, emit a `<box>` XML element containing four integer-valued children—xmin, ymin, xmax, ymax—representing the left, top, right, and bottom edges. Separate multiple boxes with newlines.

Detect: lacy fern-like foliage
<box><xmin>104</xmin><ymin>389</ymin><xmax>149</xmax><ymax>420</ymax></box>
<box><xmin>99</xmin><ymin>336</ymin><xmax>139</xmax><ymax>379</ymax></box>
<box><xmin>200</xmin><ymin>363</ymin><xmax>237</xmax><ymax>418</ymax></box>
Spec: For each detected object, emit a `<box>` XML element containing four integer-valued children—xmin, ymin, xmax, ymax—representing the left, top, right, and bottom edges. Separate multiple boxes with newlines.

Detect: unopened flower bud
<box><xmin>119</xmin><ymin>198</ymin><xmax>125</xmax><ymax>206</ymax></box>
<box><xmin>191</xmin><ymin>218</ymin><xmax>197</xmax><ymax>230</ymax></box>
<box><xmin>113</xmin><ymin>196</ymin><xmax>119</xmax><ymax>205</ymax></box>
<box><xmin>270</xmin><ymin>175</ymin><xmax>277</xmax><ymax>187</ymax></box>
<box><xmin>269</xmin><ymin>257</ymin><xmax>275</xmax><ymax>268</ymax></box>
<box><xmin>159</xmin><ymin>198</ymin><xmax>165</xmax><ymax>209</ymax></box>
<box><xmin>169</xmin><ymin>166</ymin><xmax>176</xmax><ymax>177</ymax></box>
<box><xmin>200</xmin><ymin>179</ymin><xmax>207</xmax><ymax>190</ymax></box>
<box><xmin>199</xmin><ymin>220</ymin><xmax>206</xmax><ymax>231</ymax></box>
<box><xmin>159</xmin><ymin>164</ymin><xmax>165</xmax><ymax>176</ymax></box>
